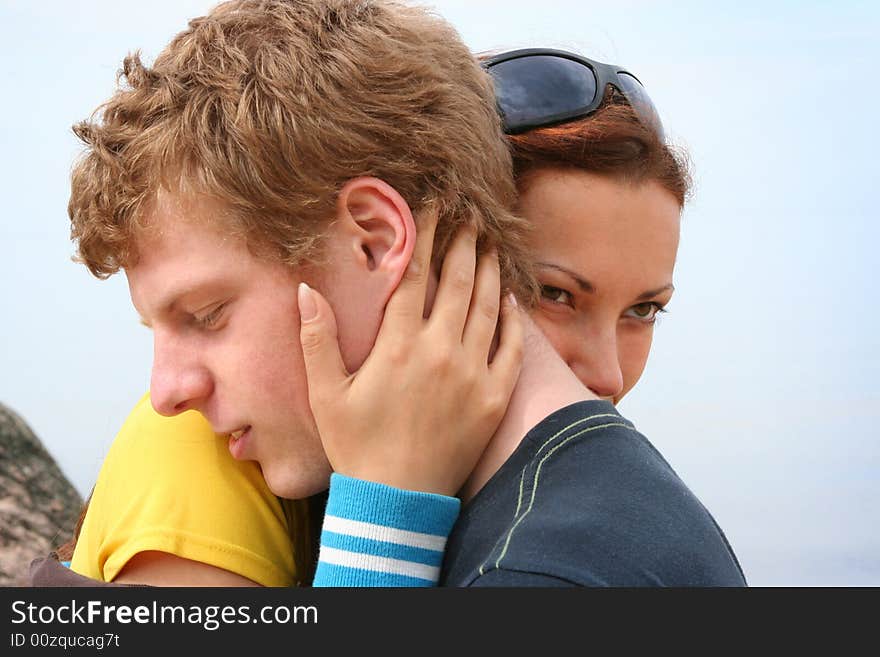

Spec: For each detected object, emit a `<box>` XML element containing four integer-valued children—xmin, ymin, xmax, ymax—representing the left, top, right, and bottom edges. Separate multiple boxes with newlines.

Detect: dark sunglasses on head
<box><xmin>481</xmin><ymin>47</ymin><xmax>664</xmax><ymax>138</ymax></box>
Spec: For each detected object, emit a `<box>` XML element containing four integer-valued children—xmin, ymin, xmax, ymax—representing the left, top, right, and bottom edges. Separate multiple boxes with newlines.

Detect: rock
<box><xmin>0</xmin><ymin>402</ymin><xmax>83</xmax><ymax>585</ymax></box>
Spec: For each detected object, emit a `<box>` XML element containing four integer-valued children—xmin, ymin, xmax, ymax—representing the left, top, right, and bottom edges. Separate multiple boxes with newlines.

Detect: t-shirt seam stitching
<box><xmin>478</xmin><ymin>415</ymin><xmax>639</xmax><ymax>575</ymax></box>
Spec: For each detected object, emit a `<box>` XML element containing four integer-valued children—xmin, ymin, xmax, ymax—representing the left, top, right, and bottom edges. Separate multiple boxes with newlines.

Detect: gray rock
<box><xmin>0</xmin><ymin>402</ymin><xmax>83</xmax><ymax>585</ymax></box>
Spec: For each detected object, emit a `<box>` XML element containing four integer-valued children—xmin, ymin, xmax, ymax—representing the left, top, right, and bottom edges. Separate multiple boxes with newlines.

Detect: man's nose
<box><xmin>567</xmin><ymin>330</ymin><xmax>624</xmax><ymax>401</ymax></box>
<box><xmin>149</xmin><ymin>333</ymin><xmax>213</xmax><ymax>416</ymax></box>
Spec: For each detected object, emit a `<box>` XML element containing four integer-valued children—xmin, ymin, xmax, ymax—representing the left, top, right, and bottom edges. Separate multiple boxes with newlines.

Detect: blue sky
<box><xmin>1</xmin><ymin>1</ymin><xmax>877</xmax><ymax>586</ymax></box>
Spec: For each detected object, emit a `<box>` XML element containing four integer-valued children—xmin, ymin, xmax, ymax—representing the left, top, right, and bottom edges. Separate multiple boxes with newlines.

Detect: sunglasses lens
<box><xmin>489</xmin><ymin>55</ymin><xmax>598</xmax><ymax>133</ymax></box>
<box><xmin>616</xmin><ymin>72</ymin><xmax>665</xmax><ymax>139</ymax></box>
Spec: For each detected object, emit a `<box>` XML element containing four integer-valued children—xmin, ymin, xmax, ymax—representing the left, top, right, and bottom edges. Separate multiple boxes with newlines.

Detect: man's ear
<box><xmin>335</xmin><ymin>177</ymin><xmax>416</xmax><ymax>298</ymax></box>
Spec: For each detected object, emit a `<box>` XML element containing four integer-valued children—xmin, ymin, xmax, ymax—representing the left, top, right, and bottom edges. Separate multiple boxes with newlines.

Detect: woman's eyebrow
<box><xmin>635</xmin><ymin>284</ymin><xmax>674</xmax><ymax>302</ymax></box>
<box><xmin>537</xmin><ymin>262</ymin><xmax>674</xmax><ymax>301</ymax></box>
<box><xmin>536</xmin><ymin>262</ymin><xmax>595</xmax><ymax>293</ymax></box>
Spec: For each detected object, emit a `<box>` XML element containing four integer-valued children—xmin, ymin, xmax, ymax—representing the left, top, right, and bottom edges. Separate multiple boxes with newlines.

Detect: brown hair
<box><xmin>508</xmin><ymin>87</ymin><xmax>692</xmax><ymax>205</ymax></box>
<box><xmin>68</xmin><ymin>0</ymin><xmax>539</xmax><ymax>303</ymax></box>
<box><xmin>54</xmin><ymin>493</ymin><xmax>90</xmax><ymax>563</ymax></box>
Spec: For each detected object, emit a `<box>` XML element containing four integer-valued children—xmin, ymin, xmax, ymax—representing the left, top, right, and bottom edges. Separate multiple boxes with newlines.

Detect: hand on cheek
<box><xmin>297</xmin><ymin>211</ymin><xmax>523</xmax><ymax>496</ymax></box>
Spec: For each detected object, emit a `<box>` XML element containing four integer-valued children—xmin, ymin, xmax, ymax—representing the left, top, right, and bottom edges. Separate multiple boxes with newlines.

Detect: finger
<box><xmin>427</xmin><ymin>222</ymin><xmax>478</xmax><ymax>341</ymax></box>
<box><xmin>487</xmin><ymin>293</ymin><xmax>524</xmax><ymax>403</ymax></box>
<box><xmin>384</xmin><ymin>207</ymin><xmax>439</xmax><ymax>325</ymax></box>
<box><xmin>462</xmin><ymin>247</ymin><xmax>501</xmax><ymax>358</ymax></box>
<box><xmin>298</xmin><ymin>282</ymin><xmax>350</xmax><ymax>406</ymax></box>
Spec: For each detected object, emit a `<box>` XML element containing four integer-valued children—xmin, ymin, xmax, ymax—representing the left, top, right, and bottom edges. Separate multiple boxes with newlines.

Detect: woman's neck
<box><xmin>458</xmin><ymin>311</ymin><xmax>598</xmax><ymax>504</ymax></box>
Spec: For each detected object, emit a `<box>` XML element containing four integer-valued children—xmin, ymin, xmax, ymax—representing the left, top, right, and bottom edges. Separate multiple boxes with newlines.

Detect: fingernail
<box><xmin>298</xmin><ymin>282</ymin><xmax>317</xmax><ymax>322</ymax></box>
<box><xmin>507</xmin><ymin>292</ymin><xmax>518</xmax><ymax>308</ymax></box>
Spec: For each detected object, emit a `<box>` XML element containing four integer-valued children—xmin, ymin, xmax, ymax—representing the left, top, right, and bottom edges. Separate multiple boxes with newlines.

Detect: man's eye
<box><xmin>195</xmin><ymin>304</ymin><xmax>226</xmax><ymax>328</ymax></box>
<box><xmin>624</xmin><ymin>302</ymin><xmax>666</xmax><ymax>324</ymax></box>
<box><xmin>539</xmin><ymin>285</ymin><xmax>574</xmax><ymax>307</ymax></box>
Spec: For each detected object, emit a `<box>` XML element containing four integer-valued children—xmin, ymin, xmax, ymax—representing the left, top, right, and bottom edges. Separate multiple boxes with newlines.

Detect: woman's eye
<box><xmin>539</xmin><ymin>285</ymin><xmax>574</xmax><ymax>307</ymax></box>
<box><xmin>625</xmin><ymin>302</ymin><xmax>666</xmax><ymax>323</ymax></box>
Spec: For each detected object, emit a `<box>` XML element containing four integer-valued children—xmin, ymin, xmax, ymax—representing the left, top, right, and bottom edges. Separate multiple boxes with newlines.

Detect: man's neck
<box><xmin>458</xmin><ymin>312</ymin><xmax>599</xmax><ymax>504</ymax></box>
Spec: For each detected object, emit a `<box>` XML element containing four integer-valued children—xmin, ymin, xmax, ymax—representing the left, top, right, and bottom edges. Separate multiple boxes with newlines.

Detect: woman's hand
<box><xmin>297</xmin><ymin>212</ymin><xmax>523</xmax><ymax>496</ymax></box>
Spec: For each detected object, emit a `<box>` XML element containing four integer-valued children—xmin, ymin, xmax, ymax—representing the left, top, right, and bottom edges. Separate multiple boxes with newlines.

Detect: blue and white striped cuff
<box><xmin>312</xmin><ymin>473</ymin><xmax>460</xmax><ymax>587</ymax></box>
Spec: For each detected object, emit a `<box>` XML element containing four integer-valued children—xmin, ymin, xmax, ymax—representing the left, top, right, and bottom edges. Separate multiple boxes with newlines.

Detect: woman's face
<box><xmin>519</xmin><ymin>167</ymin><xmax>682</xmax><ymax>404</ymax></box>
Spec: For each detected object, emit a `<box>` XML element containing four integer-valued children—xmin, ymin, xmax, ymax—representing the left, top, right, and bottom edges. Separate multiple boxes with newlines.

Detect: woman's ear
<box><xmin>335</xmin><ymin>176</ymin><xmax>416</xmax><ymax>299</ymax></box>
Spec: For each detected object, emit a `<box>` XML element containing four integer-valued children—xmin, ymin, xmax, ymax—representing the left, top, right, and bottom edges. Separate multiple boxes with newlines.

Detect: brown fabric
<box><xmin>28</xmin><ymin>553</ymin><xmax>145</xmax><ymax>587</ymax></box>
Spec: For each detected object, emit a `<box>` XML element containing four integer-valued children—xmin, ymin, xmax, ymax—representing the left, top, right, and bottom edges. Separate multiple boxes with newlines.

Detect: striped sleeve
<box><xmin>312</xmin><ymin>473</ymin><xmax>460</xmax><ymax>587</ymax></box>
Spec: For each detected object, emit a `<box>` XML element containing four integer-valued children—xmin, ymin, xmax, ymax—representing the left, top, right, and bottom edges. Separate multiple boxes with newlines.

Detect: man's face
<box><xmin>126</xmin><ymin>193</ymin><xmax>333</xmax><ymax>499</ymax></box>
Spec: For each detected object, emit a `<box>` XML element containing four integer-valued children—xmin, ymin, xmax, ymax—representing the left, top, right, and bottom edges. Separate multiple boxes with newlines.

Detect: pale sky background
<box><xmin>1</xmin><ymin>1</ymin><xmax>877</xmax><ymax>586</ymax></box>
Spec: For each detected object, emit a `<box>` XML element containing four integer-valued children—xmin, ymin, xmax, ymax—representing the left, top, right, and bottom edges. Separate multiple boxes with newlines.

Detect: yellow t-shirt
<box><xmin>70</xmin><ymin>393</ymin><xmax>297</xmax><ymax>586</ymax></box>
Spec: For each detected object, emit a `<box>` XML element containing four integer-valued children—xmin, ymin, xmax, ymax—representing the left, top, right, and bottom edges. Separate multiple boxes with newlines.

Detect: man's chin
<box><xmin>261</xmin><ymin>463</ymin><xmax>332</xmax><ymax>500</ymax></box>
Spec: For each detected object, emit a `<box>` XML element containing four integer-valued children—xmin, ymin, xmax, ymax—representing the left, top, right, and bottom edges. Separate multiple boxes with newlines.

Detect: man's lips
<box><xmin>226</xmin><ymin>426</ymin><xmax>251</xmax><ymax>459</ymax></box>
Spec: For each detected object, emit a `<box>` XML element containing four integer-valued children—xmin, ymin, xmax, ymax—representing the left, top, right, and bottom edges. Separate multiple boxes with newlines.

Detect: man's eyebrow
<box><xmin>135</xmin><ymin>283</ymin><xmax>214</xmax><ymax>329</ymax></box>
<box><xmin>536</xmin><ymin>262</ymin><xmax>674</xmax><ymax>300</ymax></box>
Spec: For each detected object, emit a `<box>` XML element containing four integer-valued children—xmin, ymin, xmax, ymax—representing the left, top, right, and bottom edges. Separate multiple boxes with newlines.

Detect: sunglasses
<box><xmin>481</xmin><ymin>47</ymin><xmax>664</xmax><ymax>138</ymax></box>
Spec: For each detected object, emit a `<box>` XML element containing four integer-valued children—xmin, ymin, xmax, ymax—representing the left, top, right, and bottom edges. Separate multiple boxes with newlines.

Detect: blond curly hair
<box><xmin>67</xmin><ymin>0</ymin><xmax>538</xmax><ymax>303</ymax></box>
